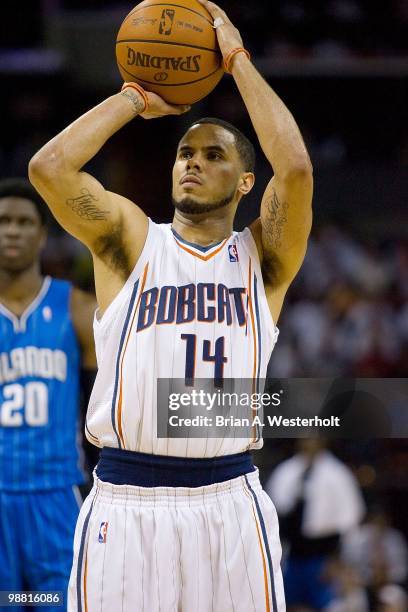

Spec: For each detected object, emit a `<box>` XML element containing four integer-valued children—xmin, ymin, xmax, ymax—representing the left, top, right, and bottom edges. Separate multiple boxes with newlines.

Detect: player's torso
<box><xmin>0</xmin><ymin>277</ymin><xmax>84</xmax><ymax>490</ymax></box>
<box><xmin>88</xmin><ymin>221</ymin><xmax>278</xmax><ymax>457</ymax></box>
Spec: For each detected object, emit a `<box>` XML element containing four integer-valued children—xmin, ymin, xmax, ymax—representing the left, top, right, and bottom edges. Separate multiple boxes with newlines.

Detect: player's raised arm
<box><xmin>28</xmin><ymin>88</ymin><xmax>190</xmax><ymax>256</ymax></box>
<box><xmin>199</xmin><ymin>0</ymin><xmax>313</xmax><ymax>322</ymax></box>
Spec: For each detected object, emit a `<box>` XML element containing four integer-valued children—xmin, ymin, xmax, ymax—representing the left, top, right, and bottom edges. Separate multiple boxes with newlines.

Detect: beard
<box><xmin>172</xmin><ymin>190</ymin><xmax>236</xmax><ymax>215</ymax></box>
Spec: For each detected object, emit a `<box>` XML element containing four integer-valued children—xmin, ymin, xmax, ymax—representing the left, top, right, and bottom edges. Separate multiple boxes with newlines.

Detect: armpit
<box><xmin>261</xmin><ymin>250</ymin><xmax>283</xmax><ymax>286</ymax></box>
<box><xmin>93</xmin><ymin>220</ymin><xmax>132</xmax><ymax>279</ymax></box>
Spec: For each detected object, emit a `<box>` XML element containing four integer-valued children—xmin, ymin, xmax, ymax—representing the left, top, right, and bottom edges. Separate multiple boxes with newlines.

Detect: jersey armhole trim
<box><xmin>239</xmin><ymin>227</ymin><xmax>278</xmax><ymax>341</ymax></box>
<box><xmin>94</xmin><ymin>217</ymin><xmax>155</xmax><ymax>329</ymax></box>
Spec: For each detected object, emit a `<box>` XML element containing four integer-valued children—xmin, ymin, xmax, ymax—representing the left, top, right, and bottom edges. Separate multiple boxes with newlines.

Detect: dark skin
<box><xmin>0</xmin><ymin>197</ymin><xmax>96</xmax><ymax>368</ymax></box>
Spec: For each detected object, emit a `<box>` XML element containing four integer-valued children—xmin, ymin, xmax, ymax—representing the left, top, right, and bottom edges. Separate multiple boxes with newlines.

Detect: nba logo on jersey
<box><xmin>42</xmin><ymin>306</ymin><xmax>52</xmax><ymax>322</ymax></box>
<box><xmin>228</xmin><ymin>244</ymin><xmax>239</xmax><ymax>262</ymax></box>
<box><xmin>98</xmin><ymin>522</ymin><xmax>109</xmax><ymax>543</ymax></box>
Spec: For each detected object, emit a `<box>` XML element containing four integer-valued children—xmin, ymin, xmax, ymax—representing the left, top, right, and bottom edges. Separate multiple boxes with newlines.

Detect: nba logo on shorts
<box><xmin>228</xmin><ymin>244</ymin><xmax>239</xmax><ymax>262</ymax></box>
<box><xmin>98</xmin><ymin>522</ymin><xmax>108</xmax><ymax>543</ymax></box>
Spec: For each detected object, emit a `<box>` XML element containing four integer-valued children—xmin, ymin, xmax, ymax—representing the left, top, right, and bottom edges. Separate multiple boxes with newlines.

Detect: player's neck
<box><xmin>0</xmin><ymin>264</ymin><xmax>44</xmax><ymax>307</ymax></box>
<box><xmin>172</xmin><ymin>213</ymin><xmax>233</xmax><ymax>247</ymax></box>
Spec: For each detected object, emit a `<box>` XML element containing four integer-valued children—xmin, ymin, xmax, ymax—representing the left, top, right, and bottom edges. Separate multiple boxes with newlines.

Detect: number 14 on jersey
<box><xmin>181</xmin><ymin>334</ymin><xmax>227</xmax><ymax>386</ymax></box>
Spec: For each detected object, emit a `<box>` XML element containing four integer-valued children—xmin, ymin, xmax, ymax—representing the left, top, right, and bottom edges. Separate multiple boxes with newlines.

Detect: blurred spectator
<box><xmin>342</xmin><ymin>506</ymin><xmax>408</xmax><ymax>590</ymax></box>
<box><xmin>326</xmin><ymin>559</ymin><xmax>369</xmax><ymax>612</ymax></box>
<box><xmin>265</xmin><ymin>439</ymin><xmax>365</xmax><ymax>611</ymax></box>
<box><xmin>376</xmin><ymin>584</ymin><xmax>407</xmax><ymax>612</ymax></box>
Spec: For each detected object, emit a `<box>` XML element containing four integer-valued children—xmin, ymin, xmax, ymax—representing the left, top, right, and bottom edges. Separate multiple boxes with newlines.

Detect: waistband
<box><xmin>92</xmin><ymin>467</ymin><xmax>261</xmax><ymax>507</ymax></box>
<box><xmin>96</xmin><ymin>447</ymin><xmax>255</xmax><ymax>488</ymax></box>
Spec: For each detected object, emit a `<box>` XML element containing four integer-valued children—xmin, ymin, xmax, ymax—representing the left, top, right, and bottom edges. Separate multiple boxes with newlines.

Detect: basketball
<box><xmin>115</xmin><ymin>0</ymin><xmax>224</xmax><ymax>105</ymax></box>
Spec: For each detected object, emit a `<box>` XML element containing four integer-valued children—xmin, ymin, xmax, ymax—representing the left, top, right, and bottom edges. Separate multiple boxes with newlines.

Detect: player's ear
<box><xmin>237</xmin><ymin>172</ymin><xmax>255</xmax><ymax>196</ymax></box>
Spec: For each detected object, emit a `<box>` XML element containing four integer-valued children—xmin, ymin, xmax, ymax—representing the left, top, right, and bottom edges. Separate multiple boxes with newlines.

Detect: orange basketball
<box><xmin>116</xmin><ymin>0</ymin><xmax>224</xmax><ymax>105</ymax></box>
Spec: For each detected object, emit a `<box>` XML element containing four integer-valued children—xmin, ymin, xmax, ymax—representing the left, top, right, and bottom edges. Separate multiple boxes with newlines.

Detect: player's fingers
<box><xmin>177</xmin><ymin>105</ymin><xmax>192</xmax><ymax>115</ymax></box>
<box><xmin>141</xmin><ymin>106</ymin><xmax>190</xmax><ymax>120</ymax></box>
<box><xmin>197</xmin><ymin>0</ymin><xmax>231</xmax><ymax>25</ymax></box>
<box><xmin>165</xmin><ymin>104</ymin><xmax>191</xmax><ymax>115</ymax></box>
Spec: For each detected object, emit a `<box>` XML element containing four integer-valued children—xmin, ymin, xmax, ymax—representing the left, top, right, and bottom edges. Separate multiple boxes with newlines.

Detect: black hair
<box><xmin>0</xmin><ymin>178</ymin><xmax>48</xmax><ymax>225</ymax></box>
<box><xmin>188</xmin><ymin>117</ymin><xmax>256</xmax><ymax>173</ymax></box>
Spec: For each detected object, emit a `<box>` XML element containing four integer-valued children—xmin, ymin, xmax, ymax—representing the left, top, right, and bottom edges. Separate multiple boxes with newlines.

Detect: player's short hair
<box><xmin>188</xmin><ymin>117</ymin><xmax>256</xmax><ymax>173</ymax></box>
<box><xmin>0</xmin><ymin>178</ymin><xmax>47</xmax><ymax>225</ymax></box>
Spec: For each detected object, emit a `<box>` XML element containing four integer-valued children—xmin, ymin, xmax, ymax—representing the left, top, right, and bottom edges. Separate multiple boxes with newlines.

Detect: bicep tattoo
<box><xmin>66</xmin><ymin>189</ymin><xmax>110</xmax><ymax>220</ymax></box>
<box><xmin>262</xmin><ymin>189</ymin><xmax>289</xmax><ymax>250</ymax></box>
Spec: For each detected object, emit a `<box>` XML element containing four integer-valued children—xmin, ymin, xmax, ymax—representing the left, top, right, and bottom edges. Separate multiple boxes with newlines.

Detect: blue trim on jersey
<box><xmin>0</xmin><ymin>276</ymin><xmax>52</xmax><ymax>334</ymax></box>
<box><xmin>111</xmin><ymin>279</ymin><xmax>139</xmax><ymax>448</ymax></box>
<box><xmin>85</xmin><ymin>420</ymin><xmax>98</xmax><ymax>444</ymax></box>
<box><xmin>253</xmin><ymin>273</ymin><xmax>262</xmax><ymax>388</ymax></box>
<box><xmin>253</xmin><ymin>273</ymin><xmax>263</xmax><ymax>442</ymax></box>
<box><xmin>171</xmin><ymin>227</ymin><xmax>225</xmax><ymax>253</ymax></box>
<box><xmin>244</xmin><ymin>474</ymin><xmax>278</xmax><ymax>612</ymax></box>
<box><xmin>97</xmin><ymin>447</ymin><xmax>255</xmax><ymax>487</ymax></box>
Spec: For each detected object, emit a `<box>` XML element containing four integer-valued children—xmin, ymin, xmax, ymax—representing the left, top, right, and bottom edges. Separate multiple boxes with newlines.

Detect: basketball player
<box><xmin>0</xmin><ymin>178</ymin><xmax>96</xmax><ymax>611</ymax></box>
<box><xmin>28</xmin><ymin>1</ymin><xmax>313</xmax><ymax>609</ymax></box>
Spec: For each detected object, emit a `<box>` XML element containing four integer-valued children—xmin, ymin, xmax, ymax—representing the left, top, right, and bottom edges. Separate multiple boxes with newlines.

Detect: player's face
<box><xmin>172</xmin><ymin>124</ymin><xmax>244</xmax><ymax>214</ymax></box>
<box><xmin>0</xmin><ymin>197</ymin><xmax>46</xmax><ymax>272</ymax></box>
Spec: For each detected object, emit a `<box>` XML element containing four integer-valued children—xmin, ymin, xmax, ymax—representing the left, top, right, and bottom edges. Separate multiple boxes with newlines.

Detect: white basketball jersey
<box><xmin>86</xmin><ymin>220</ymin><xmax>279</xmax><ymax>457</ymax></box>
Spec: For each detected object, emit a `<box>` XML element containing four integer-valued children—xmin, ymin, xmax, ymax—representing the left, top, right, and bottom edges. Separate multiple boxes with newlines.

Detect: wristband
<box><xmin>223</xmin><ymin>47</ymin><xmax>251</xmax><ymax>73</ymax></box>
<box><xmin>121</xmin><ymin>82</ymin><xmax>149</xmax><ymax>114</ymax></box>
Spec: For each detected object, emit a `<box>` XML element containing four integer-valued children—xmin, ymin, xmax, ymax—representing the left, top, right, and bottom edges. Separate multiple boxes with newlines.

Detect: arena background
<box><xmin>0</xmin><ymin>1</ymin><xmax>407</xmax><ymax>609</ymax></box>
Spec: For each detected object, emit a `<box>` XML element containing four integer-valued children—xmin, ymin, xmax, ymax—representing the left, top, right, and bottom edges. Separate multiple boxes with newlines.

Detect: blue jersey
<box><xmin>0</xmin><ymin>277</ymin><xmax>86</xmax><ymax>491</ymax></box>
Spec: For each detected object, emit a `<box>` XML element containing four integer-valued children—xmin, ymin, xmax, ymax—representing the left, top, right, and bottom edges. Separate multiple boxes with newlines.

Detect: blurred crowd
<box><xmin>247</xmin><ymin>0</ymin><xmax>408</xmax><ymax>58</ymax></box>
<box><xmin>2</xmin><ymin>1</ymin><xmax>407</xmax><ymax>59</ymax></box>
<box><xmin>56</xmin><ymin>0</ymin><xmax>408</xmax><ymax>58</ymax></box>
<box><xmin>268</xmin><ymin>225</ymin><xmax>408</xmax><ymax>377</ymax></box>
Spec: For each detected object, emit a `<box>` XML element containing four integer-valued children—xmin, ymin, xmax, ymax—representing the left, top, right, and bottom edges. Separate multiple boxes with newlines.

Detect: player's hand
<box><xmin>141</xmin><ymin>91</ymin><xmax>191</xmax><ymax>120</ymax></box>
<box><xmin>121</xmin><ymin>83</ymin><xmax>191</xmax><ymax>119</ymax></box>
<box><xmin>197</xmin><ymin>0</ymin><xmax>244</xmax><ymax>58</ymax></box>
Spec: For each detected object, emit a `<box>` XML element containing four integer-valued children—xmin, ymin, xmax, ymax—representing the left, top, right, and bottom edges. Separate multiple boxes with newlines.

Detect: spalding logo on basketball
<box><xmin>115</xmin><ymin>0</ymin><xmax>224</xmax><ymax>104</ymax></box>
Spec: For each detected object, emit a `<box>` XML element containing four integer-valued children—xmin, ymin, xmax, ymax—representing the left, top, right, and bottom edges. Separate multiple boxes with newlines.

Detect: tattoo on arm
<box><xmin>66</xmin><ymin>189</ymin><xmax>110</xmax><ymax>220</ymax></box>
<box><xmin>263</xmin><ymin>189</ymin><xmax>289</xmax><ymax>250</ymax></box>
<box><xmin>121</xmin><ymin>89</ymin><xmax>145</xmax><ymax>115</ymax></box>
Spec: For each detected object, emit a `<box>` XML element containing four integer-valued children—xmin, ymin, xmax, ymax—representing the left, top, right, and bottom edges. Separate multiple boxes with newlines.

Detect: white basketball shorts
<box><xmin>68</xmin><ymin>470</ymin><xmax>285</xmax><ymax>611</ymax></box>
